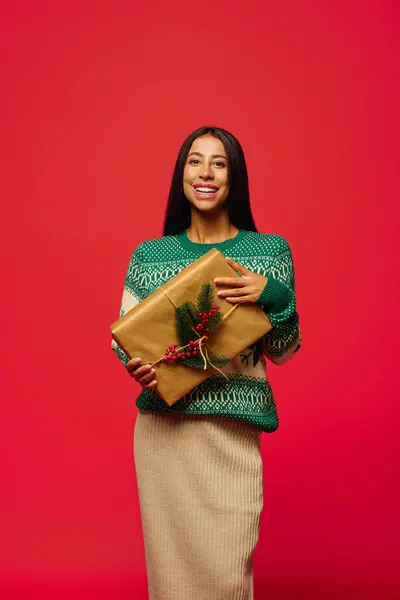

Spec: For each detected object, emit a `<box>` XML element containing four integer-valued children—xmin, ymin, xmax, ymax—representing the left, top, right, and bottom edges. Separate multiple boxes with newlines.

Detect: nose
<box><xmin>200</xmin><ymin>161</ymin><xmax>213</xmax><ymax>179</ymax></box>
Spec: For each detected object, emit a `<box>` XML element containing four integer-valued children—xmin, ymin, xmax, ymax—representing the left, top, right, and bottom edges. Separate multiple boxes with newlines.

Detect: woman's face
<box><xmin>183</xmin><ymin>135</ymin><xmax>229</xmax><ymax>213</ymax></box>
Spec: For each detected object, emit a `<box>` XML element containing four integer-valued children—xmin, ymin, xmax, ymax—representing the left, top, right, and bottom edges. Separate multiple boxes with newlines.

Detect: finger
<box><xmin>213</xmin><ymin>276</ymin><xmax>246</xmax><ymax>287</ymax></box>
<box><xmin>225</xmin><ymin>257</ymin><xmax>250</xmax><ymax>275</ymax></box>
<box><xmin>127</xmin><ymin>357</ymin><xmax>141</xmax><ymax>372</ymax></box>
<box><xmin>133</xmin><ymin>365</ymin><xmax>152</xmax><ymax>379</ymax></box>
<box><xmin>217</xmin><ymin>287</ymin><xmax>250</xmax><ymax>298</ymax></box>
<box><xmin>138</xmin><ymin>369</ymin><xmax>156</xmax><ymax>384</ymax></box>
<box><xmin>226</xmin><ymin>295</ymin><xmax>255</xmax><ymax>304</ymax></box>
<box><xmin>144</xmin><ymin>379</ymin><xmax>158</xmax><ymax>390</ymax></box>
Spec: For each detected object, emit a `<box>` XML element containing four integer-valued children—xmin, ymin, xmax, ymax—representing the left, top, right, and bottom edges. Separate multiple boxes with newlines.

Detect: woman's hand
<box><xmin>127</xmin><ymin>357</ymin><xmax>158</xmax><ymax>390</ymax></box>
<box><xmin>214</xmin><ymin>257</ymin><xmax>268</xmax><ymax>304</ymax></box>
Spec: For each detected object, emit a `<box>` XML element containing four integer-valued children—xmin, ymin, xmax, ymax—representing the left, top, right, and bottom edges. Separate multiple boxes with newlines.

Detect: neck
<box><xmin>187</xmin><ymin>209</ymin><xmax>239</xmax><ymax>244</ymax></box>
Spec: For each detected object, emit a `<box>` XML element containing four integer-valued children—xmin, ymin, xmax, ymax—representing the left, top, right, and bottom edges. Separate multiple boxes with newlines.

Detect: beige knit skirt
<box><xmin>133</xmin><ymin>410</ymin><xmax>264</xmax><ymax>600</ymax></box>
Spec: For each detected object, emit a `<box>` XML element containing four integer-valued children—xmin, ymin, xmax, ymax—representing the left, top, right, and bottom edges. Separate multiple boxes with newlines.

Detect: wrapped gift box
<box><xmin>110</xmin><ymin>248</ymin><xmax>272</xmax><ymax>405</ymax></box>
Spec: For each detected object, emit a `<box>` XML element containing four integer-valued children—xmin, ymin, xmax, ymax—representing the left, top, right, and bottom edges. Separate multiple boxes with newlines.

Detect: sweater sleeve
<box><xmin>255</xmin><ymin>238</ymin><xmax>302</xmax><ymax>365</ymax></box>
<box><xmin>111</xmin><ymin>245</ymin><xmax>148</xmax><ymax>368</ymax></box>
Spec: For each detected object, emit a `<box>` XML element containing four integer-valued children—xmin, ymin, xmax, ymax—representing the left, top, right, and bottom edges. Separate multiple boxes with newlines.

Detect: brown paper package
<box><xmin>110</xmin><ymin>248</ymin><xmax>272</xmax><ymax>406</ymax></box>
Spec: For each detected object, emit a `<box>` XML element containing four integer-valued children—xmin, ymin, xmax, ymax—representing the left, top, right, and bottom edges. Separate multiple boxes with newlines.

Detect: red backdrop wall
<box><xmin>2</xmin><ymin>1</ymin><xmax>399</xmax><ymax>598</ymax></box>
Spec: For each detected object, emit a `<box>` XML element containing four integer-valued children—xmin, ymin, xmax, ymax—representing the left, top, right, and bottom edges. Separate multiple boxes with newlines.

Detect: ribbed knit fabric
<box><xmin>134</xmin><ymin>410</ymin><xmax>263</xmax><ymax>600</ymax></box>
<box><xmin>112</xmin><ymin>229</ymin><xmax>302</xmax><ymax>432</ymax></box>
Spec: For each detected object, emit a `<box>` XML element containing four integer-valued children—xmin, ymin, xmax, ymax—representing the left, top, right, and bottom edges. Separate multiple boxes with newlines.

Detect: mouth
<box><xmin>192</xmin><ymin>184</ymin><xmax>219</xmax><ymax>199</ymax></box>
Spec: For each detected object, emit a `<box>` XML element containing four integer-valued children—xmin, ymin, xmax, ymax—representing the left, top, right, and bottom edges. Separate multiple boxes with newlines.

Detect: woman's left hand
<box><xmin>214</xmin><ymin>257</ymin><xmax>268</xmax><ymax>304</ymax></box>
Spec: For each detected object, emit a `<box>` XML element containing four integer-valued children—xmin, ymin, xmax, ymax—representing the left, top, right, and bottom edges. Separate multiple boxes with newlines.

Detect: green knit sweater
<box><xmin>111</xmin><ymin>229</ymin><xmax>302</xmax><ymax>432</ymax></box>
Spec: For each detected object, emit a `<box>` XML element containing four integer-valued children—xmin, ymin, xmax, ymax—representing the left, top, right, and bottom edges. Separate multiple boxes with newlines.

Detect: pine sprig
<box><xmin>196</xmin><ymin>282</ymin><xmax>214</xmax><ymax>315</ymax></box>
<box><xmin>162</xmin><ymin>282</ymin><xmax>230</xmax><ymax>370</ymax></box>
<box><xmin>185</xmin><ymin>301</ymin><xmax>199</xmax><ymax>327</ymax></box>
<box><xmin>183</xmin><ymin>356</ymin><xmax>207</xmax><ymax>369</ymax></box>
<box><xmin>207</xmin><ymin>351</ymin><xmax>230</xmax><ymax>367</ymax></box>
<box><xmin>175</xmin><ymin>302</ymin><xmax>197</xmax><ymax>346</ymax></box>
<box><xmin>207</xmin><ymin>310</ymin><xmax>223</xmax><ymax>330</ymax></box>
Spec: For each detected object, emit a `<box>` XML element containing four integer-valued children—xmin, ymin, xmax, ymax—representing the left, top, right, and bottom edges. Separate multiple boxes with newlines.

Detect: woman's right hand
<box><xmin>127</xmin><ymin>358</ymin><xmax>157</xmax><ymax>390</ymax></box>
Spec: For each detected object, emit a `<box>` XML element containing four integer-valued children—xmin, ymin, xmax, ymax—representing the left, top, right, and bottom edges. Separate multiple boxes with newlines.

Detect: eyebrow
<box><xmin>188</xmin><ymin>152</ymin><xmax>227</xmax><ymax>160</ymax></box>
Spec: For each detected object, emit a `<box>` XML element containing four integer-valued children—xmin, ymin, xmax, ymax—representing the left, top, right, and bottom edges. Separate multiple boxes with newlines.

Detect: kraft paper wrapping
<box><xmin>110</xmin><ymin>248</ymin><xmax>272</xmax><ymax>406</ymax></box>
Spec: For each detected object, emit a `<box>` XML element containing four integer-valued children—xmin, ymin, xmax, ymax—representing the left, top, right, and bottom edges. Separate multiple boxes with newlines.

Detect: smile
<box><xmin>193</xmin><ymin>185</ymin><xmax>219</xmax><ymax>199</ymax></box>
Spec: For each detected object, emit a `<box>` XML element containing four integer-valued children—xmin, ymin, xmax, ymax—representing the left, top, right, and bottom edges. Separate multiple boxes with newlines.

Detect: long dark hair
<box><xmin>163</xmin><ymin>126</ymin><xmax>257</xmax><ymax>236</ymax></box>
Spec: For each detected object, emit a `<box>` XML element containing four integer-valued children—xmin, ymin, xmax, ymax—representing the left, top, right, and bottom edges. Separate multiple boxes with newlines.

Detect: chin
<box><xmin>192</xmin><ymin>201</ymin><xmax>225</xmax><ymax>214</ymax></box>
<box><xmin>187</xmin><ymin>194</ymin><xmax>226</xmax><ymax>212</ymax></box>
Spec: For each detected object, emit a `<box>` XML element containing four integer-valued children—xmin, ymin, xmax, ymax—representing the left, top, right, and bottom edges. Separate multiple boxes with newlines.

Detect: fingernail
<box><xmin>226</xmin><ymin>257</ymin><xmax>232</xmax><ymax>261</ymax></box>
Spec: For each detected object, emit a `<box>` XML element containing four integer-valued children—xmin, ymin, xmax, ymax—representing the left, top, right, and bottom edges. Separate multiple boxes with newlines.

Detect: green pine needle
<box><xmin>183</xmin><ymin>356</ymin><xmax>207</xmax><ymax>369</ymax></box>
<box><xmin>196</xmin><ymin>282</ymin><xmax>214</xmax><ymax>315</ymax></box>
<box><xmin>173</xmin><ymin>283</ymin><xmax>229</xmax><ymax>371</ymax></box>
<box><xmin>175</xmin><ymin>302</ymin><xmax>198</xmax><ymax>346</ymax></box>
<box><xmin>208</xmin><ymin>351</ymin><xmax>230</xmax><ymax>367</ymax></box>
<box><xmin>207</xmin><ymin>311</ymin><xmax>223</xmax><ymax>330</ymax></box>
<box><xmin>185</xmin><ymin>301</ymin><xmax>199</xmax><ymax>327</ymax></box>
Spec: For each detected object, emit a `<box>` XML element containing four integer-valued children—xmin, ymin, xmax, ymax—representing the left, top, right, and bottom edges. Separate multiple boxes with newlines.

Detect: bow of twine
<box><xmin>149</xmin><ymin>288</ymin><xmax>238</xmax><ymax>379</ymax></box>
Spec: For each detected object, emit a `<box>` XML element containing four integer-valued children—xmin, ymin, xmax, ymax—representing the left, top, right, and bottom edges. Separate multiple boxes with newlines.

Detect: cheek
<box><xmin>219</xmin><ymin>172</ymin><xmax>229</xmax><ymax>189</ymax></box>
<box><xmin>183</xmin><ymin>166</ymin><xmax>195</xmax><ymax>183</ymax></box>
<box><xmin>219</xmin><ymin>187</ymin><xmax>229</xmax><ymax>202</ymax></box>
<box><xmin>220</xmin><ymin>177</ymin><xmax>229</xmax><ymax>196</ymax></box>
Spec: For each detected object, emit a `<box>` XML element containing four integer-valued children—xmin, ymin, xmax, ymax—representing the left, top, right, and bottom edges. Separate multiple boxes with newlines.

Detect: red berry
<box><xmin>192</xmin><ymin>351</ymin><xmax>198</xmax><ymax>357</ymax></box>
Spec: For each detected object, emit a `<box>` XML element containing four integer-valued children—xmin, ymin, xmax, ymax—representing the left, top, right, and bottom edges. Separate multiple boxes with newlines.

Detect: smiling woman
<box><xmin>184</xmin><ymin>136</ymin><xmax>230</xmax><ymax>206</ymax></box>
<box><xmin>111</xmin><ymin>125</ymin><xmax>302</xmax><ymax>600</ymax></box>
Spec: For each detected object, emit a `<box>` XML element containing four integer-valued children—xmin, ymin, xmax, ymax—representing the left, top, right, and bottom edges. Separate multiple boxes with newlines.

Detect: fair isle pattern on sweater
<box><xmin>111</xmin><ymin>230</ymin><xmax>302</xmax><ymax>432</ymax></box>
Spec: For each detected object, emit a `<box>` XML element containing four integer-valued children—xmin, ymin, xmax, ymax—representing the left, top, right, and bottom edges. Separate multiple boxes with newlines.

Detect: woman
<box><xmin>112</xmin><ymin>126</ymin><xmax>302</xmax><ymax>600</ymax></box>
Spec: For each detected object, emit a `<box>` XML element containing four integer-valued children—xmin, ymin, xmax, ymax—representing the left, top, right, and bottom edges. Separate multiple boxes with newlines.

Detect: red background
<box><xmin>2</xmin><ymin>1</ymin><xmax>399</xmax><ymax>598</ymax></box>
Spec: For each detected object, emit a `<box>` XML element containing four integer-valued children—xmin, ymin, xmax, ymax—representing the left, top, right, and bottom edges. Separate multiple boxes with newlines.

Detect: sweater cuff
<box><xmin>256</xmin><ymin>276</ymin><xmax>293</xmax><ymax>314</ymax></box>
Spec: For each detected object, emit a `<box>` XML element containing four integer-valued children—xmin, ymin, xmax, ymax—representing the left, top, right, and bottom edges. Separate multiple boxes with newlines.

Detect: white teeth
<box><xmin>196</xmin><ymin>187</ymin><xmax>217</xmax><ymax>193</ymax></box>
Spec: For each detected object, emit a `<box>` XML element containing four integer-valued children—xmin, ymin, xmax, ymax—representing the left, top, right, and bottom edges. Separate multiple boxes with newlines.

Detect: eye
<box><xmin>188</xmin><ymin>159</ymin><xmax>200</xmax><ymax>165</ymax></box>
<box><xmin>214</xmin><ymin>161</ymin><xmax>226</xmax><ymax>167</ymax></box>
